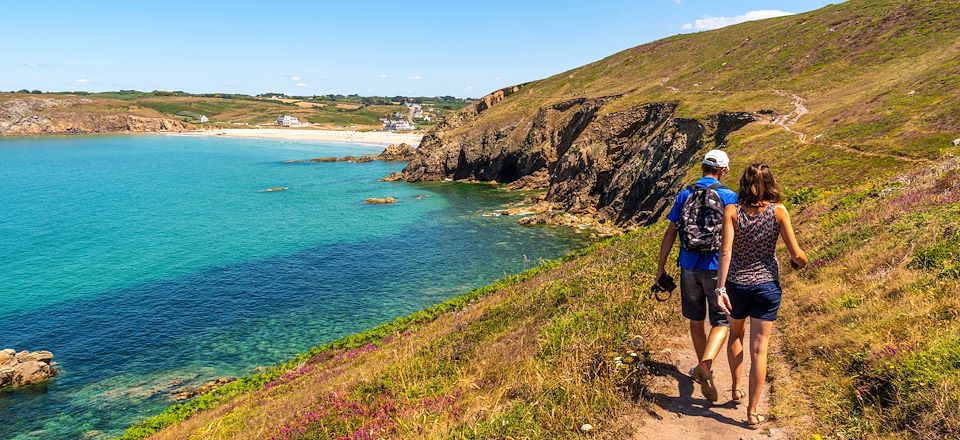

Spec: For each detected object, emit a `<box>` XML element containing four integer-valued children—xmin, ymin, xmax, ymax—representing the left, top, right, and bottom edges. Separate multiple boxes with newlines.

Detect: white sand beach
<box><xmin>174</xmin><ymin>128</ymin><xmax>424</xmax><ymax>146</ymax></box>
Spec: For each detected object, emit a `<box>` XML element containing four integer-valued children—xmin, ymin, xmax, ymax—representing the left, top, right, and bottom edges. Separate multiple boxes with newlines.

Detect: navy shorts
<box><xmin>680</xmin><ymin>269</ymin><xmax>729</xmax><ymax>327</ymax></box>
<box><xmin>728</xmin><ymin>281</ymin><xmax>782</xmax><ymax>321</ymax></box>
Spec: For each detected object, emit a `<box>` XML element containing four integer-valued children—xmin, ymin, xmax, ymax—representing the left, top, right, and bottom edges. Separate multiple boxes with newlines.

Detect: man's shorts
<box><xmin>680</xmin><ymin>268</ymin><xmax>729</xmax><ymax>327</ymax></box>
<box><xmin>728</xmin><ymin>281</ymin><xmax>782</xmax><ymax>321</ymax></box>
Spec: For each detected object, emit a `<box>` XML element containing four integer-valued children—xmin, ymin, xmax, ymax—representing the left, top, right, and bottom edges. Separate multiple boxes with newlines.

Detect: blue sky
<box><xmin>1</xmin><ymin>0</ymin><xmax>836</xmax><ymax>97</ymax></box>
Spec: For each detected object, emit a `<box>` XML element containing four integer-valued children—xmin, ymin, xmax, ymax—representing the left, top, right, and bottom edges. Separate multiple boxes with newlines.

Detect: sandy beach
<box><xmin>174</xmin><ymin>128</ymin><xmax>424</xmax><ymax>146</ymax></box>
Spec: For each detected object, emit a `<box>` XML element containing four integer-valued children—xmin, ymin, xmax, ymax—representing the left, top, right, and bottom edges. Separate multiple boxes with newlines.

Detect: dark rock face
<box><xmin>389</xmin><ymin>86</ymin><xmax>757</xmax><ymax>228</ymax></box>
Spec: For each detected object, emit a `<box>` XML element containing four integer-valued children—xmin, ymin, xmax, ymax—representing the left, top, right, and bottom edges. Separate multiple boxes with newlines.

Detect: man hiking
<box><xmin>655</xmin><ymin>149</ymin><xmax>740</xmax><ymax>402</ymax></box>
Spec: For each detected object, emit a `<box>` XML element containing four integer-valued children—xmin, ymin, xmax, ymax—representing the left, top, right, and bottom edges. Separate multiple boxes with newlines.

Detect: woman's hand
<box><xmin>715</xmin><ymin>287</ymin><xmax>732</xmax><ymax>314</ymax></box>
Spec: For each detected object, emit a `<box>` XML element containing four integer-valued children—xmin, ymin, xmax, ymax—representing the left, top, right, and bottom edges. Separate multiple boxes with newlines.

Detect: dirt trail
<box><xmin>630</xmin><ymin>322</ymin><xmax>791</xmax><ymax>440</ymax></box>
<box><xmin>764</xmin><ymin>90</ymin><xmax>931</xmax><ymax>164</ymax></box>
<box><xmin>771</xmin><ymin>90</ymin><xmax>810</xmax><ymax>143</ymax></box>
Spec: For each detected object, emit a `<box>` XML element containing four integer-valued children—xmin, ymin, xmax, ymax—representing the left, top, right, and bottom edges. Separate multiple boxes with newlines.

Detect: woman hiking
<box><xmin>714</xmin><ymin>163</ymin><xmax>807</xmax><ymax>428</ymax></box>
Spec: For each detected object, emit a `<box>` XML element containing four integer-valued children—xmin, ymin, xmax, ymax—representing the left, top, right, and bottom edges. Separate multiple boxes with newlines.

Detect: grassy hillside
<box><xmin>463</xmin><ymin>0</ymin><xmax>958</xmax><ymax>189</ymax></box>
<box><xmin>127</xmin><ymin>160</ymin><xmax>960</xmax><ymax>439</ymax></box>
<box><xmin>123</xmin><ymin>0</ymin><xmax>960</xmax><ymax>438</ymax></box>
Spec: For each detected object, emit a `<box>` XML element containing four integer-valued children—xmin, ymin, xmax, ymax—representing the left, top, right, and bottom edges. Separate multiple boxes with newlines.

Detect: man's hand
<box><xmin>655</xmin><ymin>267</ymin><xmax>667</xmax><ymax>288</ymax></box>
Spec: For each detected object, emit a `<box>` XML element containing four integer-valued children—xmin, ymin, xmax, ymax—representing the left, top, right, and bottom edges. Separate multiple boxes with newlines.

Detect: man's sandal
<box><xmin>747</xmin><ymin>413</ymin><xmax>767</xmax><ymax>429</ymax></box>
<box><xmin>692</xmin><ymin>365</ymin><xmax>719</xmax><ymax>402</ymax></box>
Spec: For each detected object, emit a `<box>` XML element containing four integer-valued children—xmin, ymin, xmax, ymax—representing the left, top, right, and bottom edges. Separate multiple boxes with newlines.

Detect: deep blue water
<box><xmin>0</xmin><ymin>135</ymin><xmax>590</xmax><ymax>439</ymax></box>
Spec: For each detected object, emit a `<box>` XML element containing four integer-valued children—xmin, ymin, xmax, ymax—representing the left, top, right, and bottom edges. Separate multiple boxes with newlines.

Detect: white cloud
<box><xmin>408</xmin><ymin>75</ymin><xmax>423</xmax><ymax>80</ymax></box>
<box><xmin>467</xmin><ymin>85</ymin><xmax>473</xmax><ymax>89</ymax></box>
<box><xmin>379</xmin><ymin>74</ymin><xmax>388</xmax><ymax>78</ymax></box>
<box><xmin>290</xmin><ymin>76</ymin><xmax>301</xmax><ymax>81</ymax></box>
<box><xmin>673</xmin><ymin>0</ymin><xmax>681</xmax><ymax>4</ymax></box>
<box><xmin>74</xmin><ymin>78</ymin><xmax>90</xmax><ymax>84</ymax></box>
<box><xmin>682</xmin><ymin>9</ymin><xmax>794</xmax><ymax>31</ymax></box>
<box><xmin>296</xmin><ymin>82</ymin><xmax>308</xmax><ymax>87</ymax></box>
<box><xmin>495</xmin><ymin>76</ymin><xmax>503</xmax><ymax>80</ymax></box>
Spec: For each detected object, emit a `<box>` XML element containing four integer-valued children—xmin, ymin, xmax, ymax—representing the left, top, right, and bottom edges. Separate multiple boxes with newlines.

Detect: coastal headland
<box><xmin>126</xmin><ymin>0</ymin><xmax>960</xmax><ymax>438</ymax></box>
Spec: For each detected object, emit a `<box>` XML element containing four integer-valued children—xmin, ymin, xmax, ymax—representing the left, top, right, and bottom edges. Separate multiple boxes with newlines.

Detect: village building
<box><xmin>275</xmin><ymin>115</ymin><xmax>300</xmax><ymax>126</ymax></box>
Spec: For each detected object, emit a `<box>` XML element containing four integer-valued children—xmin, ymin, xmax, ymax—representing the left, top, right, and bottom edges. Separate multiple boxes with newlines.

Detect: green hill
<box><xmin>124</xmin><ymin>0</ymin><xmax>960</xmax><ymax>438</ymax></box>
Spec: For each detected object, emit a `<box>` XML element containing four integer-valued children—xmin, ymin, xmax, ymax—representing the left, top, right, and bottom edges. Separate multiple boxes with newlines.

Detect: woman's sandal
<box><xmin>747</xmin><ymin>413</ymin><xmax>767</xmax><ymax>429</ymax></box>
<box><xmin>731</xmin><ymin>389</ymin><xmax>745</xmax><ymax>403</ymax></box>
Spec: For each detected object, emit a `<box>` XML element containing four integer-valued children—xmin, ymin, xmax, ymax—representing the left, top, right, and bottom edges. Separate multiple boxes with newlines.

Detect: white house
<box><xmin>197</xmin><ymin>115</ymin><xmax>209</xmax><ymax>123</ymax></box>
<box><xmin>384</xmin><ymin>119</ymin><xmax>415</xmax><ymax>131</ymax></box>
<box><xmin>275</xmin><ymin>115</ymin><xmax>300</xmax><ymax>126</ymax></box>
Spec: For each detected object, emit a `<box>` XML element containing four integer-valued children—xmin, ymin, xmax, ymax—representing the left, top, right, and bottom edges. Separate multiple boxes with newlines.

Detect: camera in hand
<box><xmin>651</xmin><ymin>273</ymin><xmax>676</xmax><ymax>294</ymax></box>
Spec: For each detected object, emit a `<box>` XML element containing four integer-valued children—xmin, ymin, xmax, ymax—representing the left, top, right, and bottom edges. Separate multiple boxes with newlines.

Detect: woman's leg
<box><xmin>728</xmin><ymin>317</ymin><xmax>746</xmax><ymax>398</ymax></box>
<box><xmin>748</xmin><ymin>317</ymin><xmax>774</xmax><ymax>418</ymax></box>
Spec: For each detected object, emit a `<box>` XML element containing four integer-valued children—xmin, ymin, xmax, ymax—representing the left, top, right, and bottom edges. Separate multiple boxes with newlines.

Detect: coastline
<box><xmin>172</xmin><ymin>128</ymin><xmax>424</xmax><ymax>146</ymax></box>
<box><xmin>120</xmin><ymin>236</ymin><xmax>611</xmax><ymax>439</ymax></box>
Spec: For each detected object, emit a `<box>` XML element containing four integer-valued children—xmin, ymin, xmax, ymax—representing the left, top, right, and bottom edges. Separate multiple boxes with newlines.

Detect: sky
<box><xmin>1</xmin><ymin>0</ymin><xmax>837</xmax><ymax>98</ymax></box>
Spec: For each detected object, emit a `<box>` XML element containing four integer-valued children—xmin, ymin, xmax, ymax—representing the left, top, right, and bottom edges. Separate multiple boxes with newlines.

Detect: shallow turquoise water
<box><xmin>0</xmin><ymin>135</ymin><xmax>590</xmax><ymax>439</ymax></box>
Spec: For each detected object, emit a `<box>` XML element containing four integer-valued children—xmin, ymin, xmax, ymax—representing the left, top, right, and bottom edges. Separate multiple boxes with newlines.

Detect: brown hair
<box><xmin>701</xmin><ymin>163</ymin><xmax>723</xmax><ymax>176</ymax></box>
<box><xmin>737</xmin><ymin>163</ymin><xmax>781</xmax><ymax>206</ymax></box>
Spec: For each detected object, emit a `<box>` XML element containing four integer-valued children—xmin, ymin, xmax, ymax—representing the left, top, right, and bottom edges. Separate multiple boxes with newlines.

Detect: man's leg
<box><xmin>697</xmin><ymin>269</ymin><xmax>729</xmax><ymax>372</ymax></box>
<box><xmin>689</xmin><ymin>319</ymin><xmax>707</xmax><ymax>362</ymax></box>
<box><xmin>680</xmin><ymin>269</ymin><xmax>709</xmax><ymax>363</ymax></box>
<box><xmin>699</xmin><ymin>325</ymin><xmax>729</xmax><ymax>372</ymax></box>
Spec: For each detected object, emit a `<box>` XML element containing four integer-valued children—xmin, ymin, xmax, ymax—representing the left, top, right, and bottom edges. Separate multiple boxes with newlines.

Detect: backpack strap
<box><xmin>707</xmin><ymin>183</ymin><xmax>722</xmax><ymax>190</ymax></box>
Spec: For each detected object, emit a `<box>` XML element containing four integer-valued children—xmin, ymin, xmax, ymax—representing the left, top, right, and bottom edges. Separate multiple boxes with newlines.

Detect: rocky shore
<box><xmin>0</xmin><ymin>96</ymin><xmax>191</xmax><ymax>136</ymax></box>
<box><xmin>0</xmin><ymin>349</ymin><xmax>57</xmax><ymax>389</ymax></box>
<box><xmin>385</xmin><ymin>86</ymin><xmax>757</xmax><ymax>230</ymax></box>
<box><xmin>285</xmin><ymin>143</ymin><xmax>418</xmax><ymax>164</ymax></box>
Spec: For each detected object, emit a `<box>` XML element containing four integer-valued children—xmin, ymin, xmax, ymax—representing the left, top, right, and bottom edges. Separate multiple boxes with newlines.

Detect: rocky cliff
<box><xmin>389</xmin><ymin>87</ymin><xmax>755</xmax><ymax>228</ymax></box>
<box><xmin>0</xmin><ymin>96</ymin><xmax>192</xmax><ymax>136</ymax></box>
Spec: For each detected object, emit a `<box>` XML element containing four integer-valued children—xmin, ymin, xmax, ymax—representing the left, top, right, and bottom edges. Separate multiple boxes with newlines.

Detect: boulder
<box><xmin>365</xmin><ymin>197</ymin><xmax>397</xmax><ymax>204</ymax></box>
<box><xmin>0</xmin><ymin>349</ymin><xmax>57</xmax><ymax>389</ymax></box>
<box><xmin>377</xmin><ymin>143</ymin><xmax>417</xmax><ymax>161</ymax></box>
<box><xmin>171</xmin><ymin>377</ymin><xmax>236</xmax><ymax>401</ymax></box>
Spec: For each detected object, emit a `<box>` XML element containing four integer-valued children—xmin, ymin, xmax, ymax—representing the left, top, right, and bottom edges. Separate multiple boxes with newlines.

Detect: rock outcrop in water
<box><xmin>0</xmin><ymin>349</ymin><xmax>57</xmax><ymax>389</ymax></box>
<box><xmin>0</xmin><ymin>96</ymin><xmax>191</xmax><ymax>136</ymax></box>
<box><xmin>377</xmin><ymin>143</ymin><xmax>417</xmax><ymax>161</ymax></box>
<box><xmin>386</xmin><ymin>86</ymin><xmax>756</xmax><ymax>228</ymax></box>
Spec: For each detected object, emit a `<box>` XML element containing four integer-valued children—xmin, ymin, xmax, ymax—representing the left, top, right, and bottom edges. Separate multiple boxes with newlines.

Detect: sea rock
<box><xmin>376</xmin><ymin>142</ymin><xmax>417</xmax><ymax>161</ymax></box>
<box><xmin>171</xmin><ymin>377</ymin><xmax>236</xmax><ymax>401</ymax></box>
<box><xmin>0</xmin><ymin>349</ymin><xmax>57</xmax><ymax>389</ymax></box>
<box><xmin>365</xmin><ymin>197</ymin><xmax>397</xmax><ymax>204</ymax></box>
<box><xmin>286</xmin><ymin>155</ymin><xmax>376</xmax><ymax>163</ymax></box>
<box><xmin>258</xmin><ymin>187</ymin><xmax>288</xmax><ymax>192</ymax></box>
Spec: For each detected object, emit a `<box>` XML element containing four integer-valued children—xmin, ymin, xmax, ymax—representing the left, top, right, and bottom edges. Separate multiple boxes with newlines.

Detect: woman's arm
<box><xmin>716</xmin><ymin>205</ymin><xmax>737</xmax><ymax>313</ymax></box>
<box><xmin>775</xmin><ymin>204</ymin><xmax>808</xmax><ymax>268</ymax></box>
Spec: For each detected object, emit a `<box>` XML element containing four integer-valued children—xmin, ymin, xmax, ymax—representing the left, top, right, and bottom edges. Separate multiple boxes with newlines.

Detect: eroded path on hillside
<box><xmin>626</xmin><ymin>323</ymin><xmax>792</xmax><ymax>440</ymax></box>
<box><xmin>764</xmin><ymin>89</ymin><xmax>932</xmax><ymax>164</ymax></box>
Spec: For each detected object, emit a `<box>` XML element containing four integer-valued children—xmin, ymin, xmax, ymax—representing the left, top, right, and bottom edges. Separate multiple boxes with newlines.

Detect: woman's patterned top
<box><xmin>728</xmin><ymin>203</ymin><xmax>780</xmax><ymax>285</ymax></box>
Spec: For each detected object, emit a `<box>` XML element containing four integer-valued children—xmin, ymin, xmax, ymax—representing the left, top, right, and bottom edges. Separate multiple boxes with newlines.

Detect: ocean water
<box><xmin>0</xmin><ymin>135</ymin><xmax>590</xmax><ymax>439</ymax></box>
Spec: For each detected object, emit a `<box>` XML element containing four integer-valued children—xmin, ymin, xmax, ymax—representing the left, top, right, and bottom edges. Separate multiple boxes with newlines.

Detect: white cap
<box><xmin>703</xmin><ymin>149</ymin><xmax>729</xmax><ymax>168</ymax></box>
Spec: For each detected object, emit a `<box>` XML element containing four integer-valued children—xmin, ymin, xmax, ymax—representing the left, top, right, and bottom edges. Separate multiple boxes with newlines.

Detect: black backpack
<box><xmin>678</xmin><ymin>183</ymin><xmax>726</xmax><ymax>253</ymax></box>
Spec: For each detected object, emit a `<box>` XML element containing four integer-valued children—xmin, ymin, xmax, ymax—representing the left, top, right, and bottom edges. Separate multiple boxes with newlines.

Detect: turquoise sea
<box><xmin>0</xmin><ymin>135</ymin><xmax>590</xmax><ymax>439</ymax></box>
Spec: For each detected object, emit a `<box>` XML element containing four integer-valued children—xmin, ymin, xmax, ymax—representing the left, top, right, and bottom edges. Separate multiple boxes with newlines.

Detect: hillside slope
<box><xmin>393</xmin><ymin>0</ymin><xmax>959</xmax><ymax>227</ymax></box>
<box><xmin>125</xmin><ymin>1</ymin><xmax>960</xmax><ymax>439</ymax></box>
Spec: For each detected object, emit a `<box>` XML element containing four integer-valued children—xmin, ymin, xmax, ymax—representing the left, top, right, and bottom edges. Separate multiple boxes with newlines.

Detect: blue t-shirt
<box><xmin>666</xmin><ymin>176</ymin><xmax>738</xmax><ymax>270</ymax></box>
